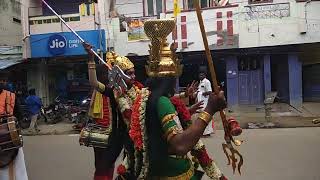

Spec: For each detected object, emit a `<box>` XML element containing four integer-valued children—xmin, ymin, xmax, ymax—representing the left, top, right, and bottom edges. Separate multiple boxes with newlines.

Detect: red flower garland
<box><xmin>133</xmin><ymin>81</ymin><xmax>144</xmax><ymax>89</ymax></box>
<box><xmin>191</xmin><ymin>148</ymin><xmax>213</xmax><ymax>166</ymax></box>
<box><xmin>129</xmin><ymin>94</ymin><xmax>143</xmax><ymax>150</ymax></box>
<box><xmin>117</xmin><ymin>164</ymin><xmax>126</xmax><ymax>175</ymax></box>
<box><xmin>170</xmin><ymin>96</ymin><xmax>191</xmax><ymax>121</ymax></box>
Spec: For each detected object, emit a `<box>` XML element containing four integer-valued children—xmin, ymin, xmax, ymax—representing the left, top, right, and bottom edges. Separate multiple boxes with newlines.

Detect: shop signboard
<box><xmin>30</xmin><ymin>30</ymin><xmax>106</xmax><ymax>58</ymax></box>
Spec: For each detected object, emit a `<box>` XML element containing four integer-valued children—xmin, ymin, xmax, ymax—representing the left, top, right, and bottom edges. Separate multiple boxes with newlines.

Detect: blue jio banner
<box><xmin>30</xmin><ymin>30</ymin><xmax>106</xmax><ymax>58</ymax></box>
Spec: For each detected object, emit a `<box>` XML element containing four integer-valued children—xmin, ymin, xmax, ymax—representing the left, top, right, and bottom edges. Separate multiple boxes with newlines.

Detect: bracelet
<box><xmin>198</xmin><ymin>111</ymin><xmax>212</xmax><ymax>124</ymax></box>
<box><xmin>88</xmin><ymin>64</ymin><xmax>96</xmax><ymax>69</ymax></box>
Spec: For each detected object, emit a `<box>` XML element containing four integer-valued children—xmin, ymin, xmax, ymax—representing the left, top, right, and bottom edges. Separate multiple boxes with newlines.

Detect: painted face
<box><xmin>125</xmin><ymin>68</ymin><xmax>136</xmax><ymax>86</ymax></box>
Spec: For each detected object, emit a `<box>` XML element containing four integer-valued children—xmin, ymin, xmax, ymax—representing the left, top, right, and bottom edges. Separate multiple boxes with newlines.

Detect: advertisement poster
<box><xmin>126</xmin><ymin>17</ymin><xmax>156</xmax><ymax>42</ymax></box>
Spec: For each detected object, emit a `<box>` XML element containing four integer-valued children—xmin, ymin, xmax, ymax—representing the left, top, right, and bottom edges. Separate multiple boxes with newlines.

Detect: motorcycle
<box><xmin>71</xmin><ymin>96</ymin><xmax>91</xmax><ymax>132</ymax></box>
<box><xmin>44</xmin><ymin>96</ymin><xmax>68</xmax><ymax>124</ymax></box>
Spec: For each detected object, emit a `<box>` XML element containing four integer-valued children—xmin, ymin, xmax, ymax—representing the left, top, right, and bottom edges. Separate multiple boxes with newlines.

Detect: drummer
<box><xmin>0</xmin><ymin>74</ymin><xmax>29</xmax><ymax>180</ymax></box>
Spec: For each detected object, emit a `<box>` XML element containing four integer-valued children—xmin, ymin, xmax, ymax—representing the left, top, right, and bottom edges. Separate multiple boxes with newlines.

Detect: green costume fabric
<box><xmin>153</xmin><ymin>96</ymin><xmax>198</xmax><ymax>180</ymax></box>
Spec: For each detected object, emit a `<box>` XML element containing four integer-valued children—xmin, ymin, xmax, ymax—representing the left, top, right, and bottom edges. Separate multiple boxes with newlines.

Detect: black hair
<box><xmin>28</xmin><ymin>88</ymin><xmax>36</xmax><ymax>95</ymax></box>
<box><xmin>145</xmin><ymin>77</ymin><xmax>176</xmax><ymax>176</ymax></box>
<box><xmin>199</xmin><ymin>69</ymin><xmax>207</xmax><ymax>75</ymax></box>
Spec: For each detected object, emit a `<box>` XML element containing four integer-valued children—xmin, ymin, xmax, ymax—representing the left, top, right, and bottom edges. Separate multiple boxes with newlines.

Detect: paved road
<box><xmin>23</xmin><ymin>128</ymin><xmax>320</xmax><ymax>180</ymax></box>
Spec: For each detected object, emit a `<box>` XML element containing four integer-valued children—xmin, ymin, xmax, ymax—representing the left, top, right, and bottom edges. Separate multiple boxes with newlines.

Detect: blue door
<box><xmin>239</xmin><ymin>70</ymin><xmax>263</xmax><ymax>104</ymax></box>
<box><xmin>239</xmin><ymin>72</ymin><xmax>250</xmax><ymax>104</ymax></box>
<box><xmin>251</xmin><ymin>70</ymin><xmax>263</xmax><ymax>104</ymax></box>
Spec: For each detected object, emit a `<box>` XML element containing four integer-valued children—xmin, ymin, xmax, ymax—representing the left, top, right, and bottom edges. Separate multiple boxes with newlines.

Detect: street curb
<box><xmin>21</xmin><ymin>130</ymin><xmax>78</xmax><ymax>136</ymax></box>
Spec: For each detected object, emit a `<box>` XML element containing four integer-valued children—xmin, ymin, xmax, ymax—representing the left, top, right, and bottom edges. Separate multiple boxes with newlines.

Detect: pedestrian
<box><xmin>25</xmin><ymin>88</ymin><xmax>42</xmax><ymax>134</ymax></box>
<box><xmin>0</xmin><ymin>74</ymin><xmax>29</xmax><ymax>180</ymax></box>
<box><xmin>197</xmin><ymin>69</ymin><xmax>215</xmax><ymax>136</ymax></box>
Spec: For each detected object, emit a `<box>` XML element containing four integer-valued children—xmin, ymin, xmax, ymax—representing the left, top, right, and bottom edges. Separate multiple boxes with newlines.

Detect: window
<box><xmin>156</xmin><ymin>0</ymin><xmax>163</xmax><ymax>14</ymax></box>
<box><xmin>52</xmin><ymin>18</ymin><xmax>60</xmax><ymax>23</ymax></box>
<box><xmin>146</xmin><ymin>0</ymin><xmax>163</xmax><ymax>16</ymax></box>
<box><xmin>43</xmin><ymin>19</ymin><xmax>52</xmax><ymax>23</ymax></box>
<box><xmin>186</xmin><ymin>0</ymin><xmax>231</xmax><ymax>10</ymax></box>
<box><xmin>147</xmin><ymin>0</ymin><xmax>154</xmax><ymax>16</ymax></box>
<box><xmin>238</xmin><ymin>57</ymin><xmax>260</xmax><ymax>71</ymax></box>
<box><xmin>12</xmin><ymin>17</ymin><xmax>21</xmax><ymax>24</ymax></box>
<box><xmin>201</xmin><ymin>0</ymin><xmax>208</xmax><ymax>8</ymax></box>
<box><xmin>249</xmin><ymin>0</ymin><xmax>273</xmax><ymax>4</ymax></box>
<box><xmin>63</xmin><ymin>17</ymin><xmax>70</xmax><ymax>22</ymax></box>
<box><xmin>188</xmin><ymin>0</ymin><xmax>194</xmax><ymax>9</ymax></box>
<box><xmin>29</xmin><ymin>20</ymin><xmax>34</xmax><ymax>25</ymax></box>
<box><xmin>70</xmin><ymin>16</ymin><xmax>80</xmax><ymax>21</ymax></box>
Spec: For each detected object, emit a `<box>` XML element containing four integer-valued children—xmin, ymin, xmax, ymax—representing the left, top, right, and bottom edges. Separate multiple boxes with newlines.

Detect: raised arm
<box><xmin>83</xmin><ymin>43</ymin><xmax>105</xmax><ymax>93</ymax></box>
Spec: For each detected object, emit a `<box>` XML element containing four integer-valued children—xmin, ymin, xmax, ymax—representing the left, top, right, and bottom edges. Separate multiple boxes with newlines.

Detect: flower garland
<box><xmin>129</xmin><ymin>94</ymin><xmax>143</xmax><ymax>150</ymax></box>
<box><xmin>117</xmin><ymin>164</ymin><xmax>126</xmax><ymax>176</ymax></box>
<box><xmin>170</xmin><ymin>96</ymin><xmax>227</xmax><ymax>180</ymax></box>
<box><xmin>191</xmin><ymin>140</ymin><xmax>225</xmax><ymax>180</ymax></box>
<box><xmin>170</xmin><ymin>96</ymin><xmax>191</xmax><ymax>121</ymax></box>
<box><xmin>139</xmin><ymin>88</ymin><xmax>150</xmax><ymax>179</ymax></box>
<box><xmin>129</xmin><ymin>88</ymin><xmax>150</xmax><ymax>179</ymax></box>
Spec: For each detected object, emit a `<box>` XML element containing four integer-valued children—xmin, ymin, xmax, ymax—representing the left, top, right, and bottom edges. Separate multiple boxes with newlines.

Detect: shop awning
<box><xmin>0</xmin><ymin>57</ymin><xmax>23</xmax><ymax>70</ymax></box>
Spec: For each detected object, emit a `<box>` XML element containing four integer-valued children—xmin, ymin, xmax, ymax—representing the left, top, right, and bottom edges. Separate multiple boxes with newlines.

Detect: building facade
<box><xmin>22</xmin><ymin>0</ymin><xmax>106</xmax><ymax>105</ymax></box>
<box><xmin>110</xmin><ymin>0</ymin><xmax>320</xmax><ymax>107</ymax></box>
<box><xmin>0</xmin><ymin>0</ymin><xmax>27</xmax><ymax>96</ymax></box>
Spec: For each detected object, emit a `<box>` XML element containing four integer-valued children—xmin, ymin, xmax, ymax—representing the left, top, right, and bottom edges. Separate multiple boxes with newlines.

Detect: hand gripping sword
<box><xmin>41</xmin><ymin>0</ymin><xmax>130</xmax><ymax>92</ymax></box>
<box><xmin>193</xmin><ymin>0</ymin><xmax>244</xmax><ymax>174</ymax></box>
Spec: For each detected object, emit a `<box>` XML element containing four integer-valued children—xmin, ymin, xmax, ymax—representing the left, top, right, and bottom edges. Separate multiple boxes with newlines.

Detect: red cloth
<box><xmin>94</xmin><ymin>167</ymin><xmax>114</xmax><ymax>180</ymax></box>
<box><xmin>95</xmin><ymin>96</ymin><xmax>111</xmax><ymax>127</ymax></box>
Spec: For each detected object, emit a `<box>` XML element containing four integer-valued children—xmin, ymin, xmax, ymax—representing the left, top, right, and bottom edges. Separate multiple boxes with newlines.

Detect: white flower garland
<box><xmin>137</xmin><ymin>88</ymin><xmax>150</xmax><ymax>180</ymax></box>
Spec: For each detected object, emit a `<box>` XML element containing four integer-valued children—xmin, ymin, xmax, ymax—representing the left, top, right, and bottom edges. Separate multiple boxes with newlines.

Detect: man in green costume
<box><xmin>125</xmin><ymin>18</ymin><xmax>228</xmax><ymax>180</ymax></box>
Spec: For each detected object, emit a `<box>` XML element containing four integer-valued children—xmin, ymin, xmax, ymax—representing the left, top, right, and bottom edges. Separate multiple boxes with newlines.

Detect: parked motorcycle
<box><xmin>44</xmin><ymin>96</ymin><xmax>68</xmax><ymax>124</ymax></box>
<box><xmin>71</xmin><ymin>96</ymin><xmax>91</xmax><ymax>132</ymax></box>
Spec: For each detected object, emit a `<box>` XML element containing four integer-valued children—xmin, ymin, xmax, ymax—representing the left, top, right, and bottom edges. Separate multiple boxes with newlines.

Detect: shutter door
<box><xmin>303</xmin><ymin>64</ymin><xmax>320</xmax><ymax>102</ymax></box>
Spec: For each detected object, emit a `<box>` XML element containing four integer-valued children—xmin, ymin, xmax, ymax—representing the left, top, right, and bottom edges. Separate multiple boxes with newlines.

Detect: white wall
<box><xmin>29</xmin><ymin>15</ymin><xmax>96</xmax><ymax>34</ymax></box>
<box><xmin>237</xmin><ymin>0</ymin><xmax>320</xmax><ymax>48</ymax></box>
<box><xmin>115</xmin><ymin>0</ymin><xmax>144</xmax><ymax>17</ymax></box>
<box><xmin>0</xmin><ymin>0</ymin><xmax>22</xmax><ymax>46</ymax></box>
<box><xmin>22</xmin><ymin>0</ymin><xmax>44</xmax><ymax>59</ymax></box>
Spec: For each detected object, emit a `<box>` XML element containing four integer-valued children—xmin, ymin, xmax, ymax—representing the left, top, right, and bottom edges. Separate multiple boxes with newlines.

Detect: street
<box><xmin>23</xmin><ymin>128</ymin><xmax>320</xmax><ymax>180</ymax></box>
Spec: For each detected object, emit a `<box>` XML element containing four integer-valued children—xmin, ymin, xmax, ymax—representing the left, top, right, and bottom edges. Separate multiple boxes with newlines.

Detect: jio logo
<box><xmin>48</xmin><ymin>34</ymin><xmax>67</xmax><ymax>55</ymax></box>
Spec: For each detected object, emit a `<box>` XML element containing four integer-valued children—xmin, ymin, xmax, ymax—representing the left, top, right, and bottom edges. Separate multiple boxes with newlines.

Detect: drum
<box><xmin>0</xmin><ymin>116</ymin><xmax>23</xmax><ymax>152</ymax></box>
<box><xmin>79</xmin><ymin>123</ymin><xmax>111</xmax><ymax>148</ymax></box>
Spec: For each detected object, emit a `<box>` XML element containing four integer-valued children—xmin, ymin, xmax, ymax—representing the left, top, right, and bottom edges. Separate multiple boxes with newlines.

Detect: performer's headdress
<box><xmin>106</xmin><ymin>51</ymin><xmax>134</xmax><ymax>72</ymax></box>
<box><xmin>144</xmin><ymin>18</ymin><xmax>183</xmax><ymax>77</ymax></box>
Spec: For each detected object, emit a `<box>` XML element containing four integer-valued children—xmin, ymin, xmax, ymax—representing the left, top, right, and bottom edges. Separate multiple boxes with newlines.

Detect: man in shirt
<box><xmin>25</xmin><ymin>88</ymin><xmax>42</xmax><ymax>134</ymax></box>
<box><xmin>197</xmin><ymin>70</ymin><xmax>214</xmax><ymax>136</ymax></box>
<box><xmin>0</xmin><ymin>74</ymin><xmax>28</xmax><ymax>180</ymax></box>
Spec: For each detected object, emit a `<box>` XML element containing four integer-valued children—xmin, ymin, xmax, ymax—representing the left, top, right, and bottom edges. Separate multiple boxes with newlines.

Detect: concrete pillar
<box><xmin>263</xmin><ymin>54</ymin><xmax>271</xmax><ymax>96</ymax></box>
<box><xmin>226</xmin><ymin>56</ymin><xmax>238</xmax><ymax>107</ymax></box>
<box><xmin>27</xmin><ymin>59</ymin><xmax>50</xmax><ymax>106</ymax></box>
<box><xmin>288</xmin><ymin>54</ymin><xmax>302</xmax><ymax>107</ymax></box>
